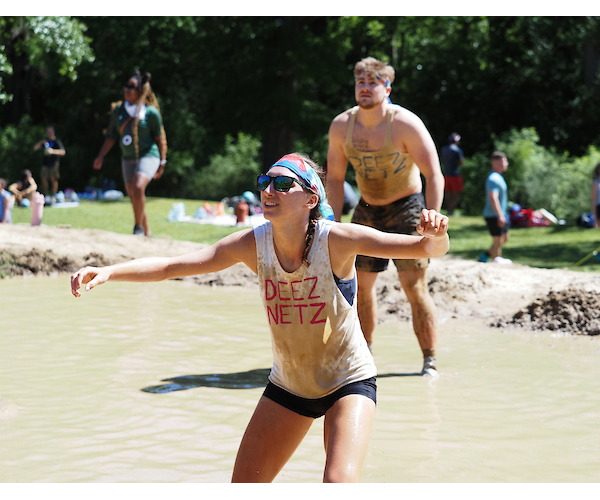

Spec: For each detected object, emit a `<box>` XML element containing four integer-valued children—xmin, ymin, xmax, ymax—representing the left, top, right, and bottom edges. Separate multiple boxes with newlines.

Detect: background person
<box><xmin>0</xmin><ymin>178</ymin><xmax>14</xmax><ymax>223</ymax></box>
<box><xmin>71</xmin><ymin>153</ymin><xmax>449</xmax><ymax>482</ymax></box>
<box><xmin>8</xmin><ymin>169</ymin><xmax>37</xmax><ymax>207</ymax></box>
<box><xmin>480</xmin><ymin>151</ymin><xmax>511</xmax><ymax>264</ymax></box>
<box><xmin>591</xmin><ymin>162</ymin><xmax>600</xmax><ymax>229</ymax></box>
<box><xmin>33</xmin><ymin>125</ymin><xmax>66</xmax><ymax>201</ymax></box>
<box><xmin>440</xmin><ymin>132</ymin><xmax>464</xmax><ymax>216</ymax></box>
<box><xmin>93</xmin><ymin>71</ymin><xmax>167</xmax><ymax>237</ymax></box>
<box><xmin>327</xmin><ymin>56</ymin><xmax>445</xmax><ymax>376</ymax></box>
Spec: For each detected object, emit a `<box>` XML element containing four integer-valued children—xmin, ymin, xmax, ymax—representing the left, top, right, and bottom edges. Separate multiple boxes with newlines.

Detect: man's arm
<box><xmin>326</xmin><ymin>115</ymin><xmax>350</xmax><ymax>222</ymax></box>
<box><xmin>488</xmin><ymin>190</ymin><xmax>506</xmax><ymax>227</ymax></box>
<box><xmin>50</xmin><ymin>139</ymin><xmax>66</xmax><ymax>156</ymax></box>
<box><xmin>400</xmin><ymin>113</ymin><xmax>444</xmax><ymax>211</ymax></box>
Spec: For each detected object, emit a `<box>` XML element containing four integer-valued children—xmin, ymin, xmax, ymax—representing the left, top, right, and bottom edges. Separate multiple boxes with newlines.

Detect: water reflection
<box><xmin>142</xmin><ymin>368</ymin><xmax>271</xmax><ymax>393</ymax></box>
<box><xmin>141</xmin><ymin>369</ymin><xmax>424</xmax><ymax>394</ymax></box>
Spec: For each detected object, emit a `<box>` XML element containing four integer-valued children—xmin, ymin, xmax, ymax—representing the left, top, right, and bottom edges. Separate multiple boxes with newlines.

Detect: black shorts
<box><xmin>263</xmin><ymin>377</ymin><xmax>377</xmax><ymax>419</ymax></box>
<box><xmin>41</xmin><ymin>163</ymin><xmax>60</xmax><ymax>181</ymax></box>
<box><xmin>485</xmin><ymin>217</ymin><xmax>509</xmax><ymax>237</ymax></box>
<box><xmin>351</xmin><ymin>193</ymin><xmax>429</xmax><ymax>272</ymax></box>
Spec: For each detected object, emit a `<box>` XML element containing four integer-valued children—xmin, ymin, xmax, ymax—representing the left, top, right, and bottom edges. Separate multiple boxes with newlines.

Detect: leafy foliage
<box><xmin>0</xmin><ymin>115</ymin><xmax>45</xmax><ymax>181</ymax></box>
<box><xmin>458</xmin><ymin>128</ymin><xmax>600</xmax><ymax>220</ymax></box>
<box><xmin>194</xmin><ymin>133</ymin><xmax>262</xmax><ymax>201</ymax></box>
<box><xmin>1</xmin><ymin>15</ymin><xmax>600</xmax><ymax>217</ymax></box>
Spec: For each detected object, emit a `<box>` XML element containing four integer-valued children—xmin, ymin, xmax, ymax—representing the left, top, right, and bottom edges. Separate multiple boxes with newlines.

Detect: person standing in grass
<box><xmin>93</xmin><ymin>71</ymin><xmax>167</xmax><ymax>237</ymax></box>
<box><xmin>591</xmin><ymin>162</ymin><xmax>600</xmax><ymax>229</ymax></box>
<box><xmin>33</xmin><ymin>125</ymin><xmax>66</xmax><ymax>201</ymax></box>
<box><xmin>440</xmin><ymin>132</ymin><xmax>464</xmax><ymax>216</ymax></box>
<box><xmin>480</xmin><ymin>151</ymin><xmax>511</xmax><ymax>264</ymax></box>
<box><xmin>71</xmin><ymin>153</ymin><xmax>449</xmax><ymax>482</ymax></box>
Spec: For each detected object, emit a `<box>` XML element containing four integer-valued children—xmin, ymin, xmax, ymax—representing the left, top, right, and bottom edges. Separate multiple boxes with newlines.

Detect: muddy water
<box><xmin>1</xmin><ymin>275</ymin><xmax>599</xmax><ymax>483</ymax></box>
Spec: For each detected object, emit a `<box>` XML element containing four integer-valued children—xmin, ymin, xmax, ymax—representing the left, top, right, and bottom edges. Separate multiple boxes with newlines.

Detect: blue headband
<box><xmin>268</xmin><ymin>155</ymin><xmax>335</xmax><ymax>221</ymax></box>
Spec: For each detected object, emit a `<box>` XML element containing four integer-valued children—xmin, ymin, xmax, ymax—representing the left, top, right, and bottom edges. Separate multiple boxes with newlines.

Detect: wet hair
<box><xmin>109</xmin><ymin>70</ymin><xmax>168</xmax><ymax>160</ymax></box>
<box><xmin>353</xmin><ymin>57</ymin><xmax>395</xmax><ymax>85</ymax></box>
<box><xmin>593</xmin><ymin>162</ymin><xmax>600</xmax><ymax>180</ymax></box>
<box><xmin>491</xmin><ymin>151</ymin><xmax>506</xmax><ymax>161</ymax></box>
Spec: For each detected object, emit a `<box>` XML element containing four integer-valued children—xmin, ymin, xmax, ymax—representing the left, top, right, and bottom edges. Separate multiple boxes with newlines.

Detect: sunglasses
<box><xmin>123</xmin><ymin>84</ymin><xmax>139</xmax><ymax>91</ymax></box>
<box><xmin>257</xmin><ymin>174</ymin><xmax>312</xmax><ymax>193</ymax></box>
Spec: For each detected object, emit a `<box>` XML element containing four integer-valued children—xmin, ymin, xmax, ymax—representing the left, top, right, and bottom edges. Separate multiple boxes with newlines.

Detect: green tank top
<box><xmin>106</xmin><ymin>104</ymin><xmax>162</xmax><ymax>160</ymax></box>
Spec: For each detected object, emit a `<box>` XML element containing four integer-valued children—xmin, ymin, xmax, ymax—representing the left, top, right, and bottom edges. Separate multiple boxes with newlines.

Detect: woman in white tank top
<box><xmin>69</xmin><ymin>153</ymin><xmax>450</xmax><ymax>482</ymax></box>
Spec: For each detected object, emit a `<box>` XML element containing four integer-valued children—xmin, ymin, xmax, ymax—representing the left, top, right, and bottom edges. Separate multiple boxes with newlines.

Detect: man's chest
<box><xmin>351</xmin><ymin>120</ymin><xmax>388</xmax><ymax>152</ymax></box>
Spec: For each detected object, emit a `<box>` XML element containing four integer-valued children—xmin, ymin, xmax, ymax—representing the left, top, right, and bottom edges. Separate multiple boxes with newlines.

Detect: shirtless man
<box><xmin>327</xmin><ymin>57</ymin><xmax>444</xmax><ymax>376</ymax></box>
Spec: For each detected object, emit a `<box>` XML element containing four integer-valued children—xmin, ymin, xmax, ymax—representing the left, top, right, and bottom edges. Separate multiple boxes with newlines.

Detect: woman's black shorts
<box><xmin>263</xmin><ymin>377</ymin><xmax>377</xmax><ymax>419</ymax></box>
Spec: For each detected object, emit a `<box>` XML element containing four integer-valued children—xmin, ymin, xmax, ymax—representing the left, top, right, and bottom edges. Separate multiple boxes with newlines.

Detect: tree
<box><xmin>0</xmin><ymin>16</ymin><xmax>94</xmax><ymax>124</ymax></box>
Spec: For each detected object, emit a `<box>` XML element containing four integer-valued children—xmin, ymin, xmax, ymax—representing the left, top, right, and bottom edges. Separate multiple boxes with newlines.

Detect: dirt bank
<box><xmin>2</xmin><ymin>223</ymin><xmax>600</xmax><ymax>335</ymax></box>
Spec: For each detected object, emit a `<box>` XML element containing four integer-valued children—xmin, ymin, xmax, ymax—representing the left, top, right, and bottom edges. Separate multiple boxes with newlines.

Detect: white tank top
<box><xmin>254</xmin><ymin>219</ymin><xmax>377</xmax><ymax>399</ymax></box>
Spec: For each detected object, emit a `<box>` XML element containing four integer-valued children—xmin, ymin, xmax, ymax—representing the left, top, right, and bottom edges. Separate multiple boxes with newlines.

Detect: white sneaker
<box><xmin>492</xmin><ymin>256</ymin><xmax>513</xmax><ymax>265</ymax></box>
<box><xmin>421</xmin><ymin>357</ymin><xmax>439</xmax><ymax>377</ymax></box>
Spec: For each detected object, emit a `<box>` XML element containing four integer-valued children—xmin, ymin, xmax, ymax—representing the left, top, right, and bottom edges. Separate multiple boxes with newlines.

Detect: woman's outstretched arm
<box><xmin>71</xmin><ymin>228</ymin><xmax>257</xmax><ymax>297</ymax></box>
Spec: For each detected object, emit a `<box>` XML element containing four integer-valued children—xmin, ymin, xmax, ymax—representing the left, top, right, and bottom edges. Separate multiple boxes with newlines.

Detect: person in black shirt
<box><xmin>34</xmin><ymin>126</ymin><xmax>66</xmax><ymax>200</ymax></box>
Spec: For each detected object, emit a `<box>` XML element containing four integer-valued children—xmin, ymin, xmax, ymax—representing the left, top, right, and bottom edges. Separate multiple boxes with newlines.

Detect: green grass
<box><xmin>447</xmin><ymin>214</ymin><xmax>600</xmax><ymax>272</ymax></box>
<box><xmin>11</xmin><ymin>197</ymin><xmax>243</xmax><ymax>246</ymax></box>
<box><xmin>10</xmin><ymin>197</ymin><xmax>600</xmax><ymax>272</ymax></box>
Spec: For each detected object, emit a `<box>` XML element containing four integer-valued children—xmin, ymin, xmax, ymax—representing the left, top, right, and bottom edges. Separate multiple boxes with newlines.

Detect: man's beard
<box><xmin>357</xmin><ymin>101</ymin><xmax>378</xmax><ymax>110</ymax></box>
<box><xmin>357</xmin><ymin>94</ymin><xmax>383</xmax><ymax>110</ymax></box>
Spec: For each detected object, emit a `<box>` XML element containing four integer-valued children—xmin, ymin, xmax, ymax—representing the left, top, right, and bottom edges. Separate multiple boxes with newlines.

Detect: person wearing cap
<box><xmin>70</xmin><ymin>152</ymin><xmax>449</xmax><ymax>482</ymax></box>
<box><xmin>327</xmin><ymin>56</ymin><xmax>445</xmax><ymax>377</ymax></box>
<box><xmin>440</xmin><ymin>132</ymin><xmax>465</xmax><ymax>216</ymax></box>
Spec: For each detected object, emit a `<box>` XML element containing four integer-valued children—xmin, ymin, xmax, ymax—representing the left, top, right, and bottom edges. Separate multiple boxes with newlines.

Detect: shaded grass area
<box><xmin>9</xmin><ymin>198</ymin><xmax>600</xmax><ymax>272</ymax></box>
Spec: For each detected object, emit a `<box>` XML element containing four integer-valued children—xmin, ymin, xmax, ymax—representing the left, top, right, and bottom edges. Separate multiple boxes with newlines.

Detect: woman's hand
<box><xmin>70</xmin><ymin>267</ymin><xmax>110</xmax><ymax>297</ymax></box>
<box><xmin>153</xmin><ymin>164</ymin><xmax>164</xmax><ymax>180</ymax></box>
<box><xmin>416</xmin><ymin>209</ymin><xmax>449</xmax><ymax>238</ymax></box>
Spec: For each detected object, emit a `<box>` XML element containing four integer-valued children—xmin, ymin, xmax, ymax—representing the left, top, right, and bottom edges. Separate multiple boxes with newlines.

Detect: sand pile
<box><xmin>494</xmin><ymin>288</ymin><xmax>600</xmax><ymax>336</ymax></box>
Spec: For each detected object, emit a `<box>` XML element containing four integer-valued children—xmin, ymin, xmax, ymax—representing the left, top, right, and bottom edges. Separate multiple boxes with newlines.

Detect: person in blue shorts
<box><xmin>71</xmin><ymin>153</ymin><xmax>449</xmax><ymax>482</ymax></box>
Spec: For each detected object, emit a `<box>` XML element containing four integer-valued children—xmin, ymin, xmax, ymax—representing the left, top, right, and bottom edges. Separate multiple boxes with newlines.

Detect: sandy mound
<box><xmin>493</xmin><ymin>289</ymin><xmax>600</xmax><ymax>335</ymax></box>
<box><xmin>2</xmin><ymin>223</ymin><xmax>600</xmax><ymax>335</ymax></box>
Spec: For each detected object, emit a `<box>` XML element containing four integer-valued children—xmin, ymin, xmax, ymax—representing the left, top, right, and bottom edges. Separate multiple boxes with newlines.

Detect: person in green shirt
<box><xmin>93</xmin><ymin>71</ymin><xmax>168</xmax><ymax>236</ymax></box>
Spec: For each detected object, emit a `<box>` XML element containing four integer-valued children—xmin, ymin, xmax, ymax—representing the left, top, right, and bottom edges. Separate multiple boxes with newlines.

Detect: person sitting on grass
<box><xmin>8</xmin><ymin>169</ymin><xmax>37</xmax><ymax>207</ymax></box>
